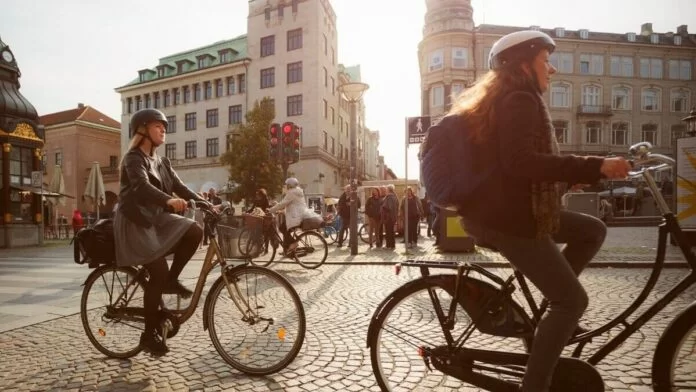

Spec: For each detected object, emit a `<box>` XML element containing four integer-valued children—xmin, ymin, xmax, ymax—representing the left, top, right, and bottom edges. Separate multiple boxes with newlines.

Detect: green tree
<box><xmin>220</xmin><ymin>97</ymin><xmax>283</xmax><ymax>203</ymax></box>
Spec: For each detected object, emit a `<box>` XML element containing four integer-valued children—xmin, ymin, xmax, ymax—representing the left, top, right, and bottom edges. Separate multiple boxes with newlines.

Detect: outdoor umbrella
<box><xmin>48</xmin><ymin>165</ymin><xmax>66</xmax><ymax>207</ymax></box>
<box><xmin>84</xmin><ymin>161</ymin><xmax>106</xmax><ymax>221</ymax></box>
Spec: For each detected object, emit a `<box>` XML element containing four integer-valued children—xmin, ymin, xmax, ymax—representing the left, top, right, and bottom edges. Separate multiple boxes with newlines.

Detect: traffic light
<box><xmin>282</xmin><ymin>122</ymin><xmax>294</xmax><ymax>162</ymax></box>
<box><xmin>291</xmin><ymin>124</ymin><xmax>301</xmax><ymax>163</ymax></box>
<box><xmin>269</xmin><ymin>123</ymin><xmax>281</xmax><ymax>160</ymax></box>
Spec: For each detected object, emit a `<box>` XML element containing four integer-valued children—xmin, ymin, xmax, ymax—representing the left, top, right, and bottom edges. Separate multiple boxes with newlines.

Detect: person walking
<box><xmin>400</xmin><ymin>187</ymin><xmax>423</xmax><ymax>248</ymax></box>
<box><xmin>382</xmin><ymin>185</ymin><xmax>399</xmax><ymax>250</ymax></box>
<box><xmin>365</xmin><ymin>188</ymin><xmax>382</xmax><ymax>249</ymax></box>
<box><xmin>336</xmin><ymin>185</ymin><xmax>360</xmax><ymax>248</ymax></box>
<box><xmin>448</xmin><ymin>30</ymin><xmax>631</xmax><ymax>391</ymax></box>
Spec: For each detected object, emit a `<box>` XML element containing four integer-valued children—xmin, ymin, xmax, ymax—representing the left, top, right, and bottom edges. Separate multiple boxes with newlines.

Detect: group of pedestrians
<box><xmin>357</xmin><ymin>185</ymin><xmax>400</xmax><ymax>249</ymax></box>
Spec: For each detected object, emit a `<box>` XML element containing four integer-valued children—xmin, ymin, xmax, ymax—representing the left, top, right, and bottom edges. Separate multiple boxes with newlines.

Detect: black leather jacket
<box><xmin>118</xmin><ymin>148</ymin><xmax>204</xmax><ymax>227</ymax></box>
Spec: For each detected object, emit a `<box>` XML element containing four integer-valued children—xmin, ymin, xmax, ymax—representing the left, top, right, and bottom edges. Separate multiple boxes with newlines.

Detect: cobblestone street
<box><xmin>0</xmin><ymin>227</ymin><xmax>695</xmax><ymax>391</ymax></box>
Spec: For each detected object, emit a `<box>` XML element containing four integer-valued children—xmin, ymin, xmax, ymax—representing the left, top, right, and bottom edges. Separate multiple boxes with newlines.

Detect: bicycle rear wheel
<box><xmin>652</xmin><ymin>304</ymin><xmax>696</xmax><ymax>392</ymax></box>
<box><xmin>293</xmin><ymin>231</ymin><xmax>328</xmax><ymax>269</ymax></box>
<box><xmin>359</xmin><ymin>223</ymin><xmax>370</xmax><ymax>244</ymax></box>
<box><xmin>205</xmin><ymin>266</ymin><xmax>306</xmax><ymax>375</ymax></box>
<box><xmin>368</xmin><ymin>274</ymin><xmax>531</xmax><ymax>392</ymax></box>
<box><xmin>80</xmin><ymin>265</ymin><xmax>145</xmax><ymax>359</ymax></box>
<box><xmin>322</xmin><ymin>226</ymin><xmax>338</xmax><ymax>245</ymax></box>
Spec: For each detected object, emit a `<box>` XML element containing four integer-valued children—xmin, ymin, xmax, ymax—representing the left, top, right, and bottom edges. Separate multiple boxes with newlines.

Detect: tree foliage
<box><xmin>220</xmin><ymin>97</ymin><xmax>283</xmax><ymax>202</ymax></box>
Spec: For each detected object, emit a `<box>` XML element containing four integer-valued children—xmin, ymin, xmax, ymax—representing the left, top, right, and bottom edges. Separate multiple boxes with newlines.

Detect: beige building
<box><xmin>419</xmin><ymin>0</ymin><xmax>696</xmax><ymax>161</ymax></box>
<box><xmin>115</xmin><ymin>0</ymin><xmax>382</xmax><ymax>199</ymax></box>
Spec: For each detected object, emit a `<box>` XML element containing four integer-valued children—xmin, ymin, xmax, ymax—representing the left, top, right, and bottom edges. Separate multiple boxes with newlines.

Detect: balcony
<box><xmin>577</xmin><ymin>105</ymin><xmax>613</xmax><ymax>117</ymax></box>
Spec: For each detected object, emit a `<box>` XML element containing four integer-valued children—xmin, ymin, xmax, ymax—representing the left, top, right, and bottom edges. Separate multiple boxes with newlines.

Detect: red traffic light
<box><xmin>270</xmin><ymin>123</ymin><xmax>281</xmax><ymax>137</ymax></box>
<box><xmin>282</xmin><ymin>122</ymin><xmax>293</xmax><ymax>134</ymax></box>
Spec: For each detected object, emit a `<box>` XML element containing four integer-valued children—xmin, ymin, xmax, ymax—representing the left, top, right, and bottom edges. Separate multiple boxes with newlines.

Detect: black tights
<box><xmin>143</xmin><ymin>223</ymin><xmax>202</xmax><ymax>332</ymax></box>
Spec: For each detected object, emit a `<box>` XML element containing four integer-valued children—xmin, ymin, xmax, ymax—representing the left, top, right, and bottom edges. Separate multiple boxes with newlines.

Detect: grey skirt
<box><xmin>114</xmin><ymin>209</ymin><xmax>197</xmax><ymax>267</ymax></box>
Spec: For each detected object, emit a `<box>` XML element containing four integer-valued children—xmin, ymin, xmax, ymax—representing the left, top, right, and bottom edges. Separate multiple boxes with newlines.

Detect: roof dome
<box><xmin>0</xmin><ymin>36</ymin><xmax>39</xmax><ymax>126</ymax></box>
<box><xmin>423</xmin><ymin>0</ymin><xmax>474</xmax><ymax>37</ymax></box>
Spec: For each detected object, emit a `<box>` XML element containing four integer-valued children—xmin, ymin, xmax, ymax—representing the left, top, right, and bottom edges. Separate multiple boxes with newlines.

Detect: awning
<box><xmin>2</xmin><ymin>185</ymin><xmax>75</xmax><ymax>198</ymax></box>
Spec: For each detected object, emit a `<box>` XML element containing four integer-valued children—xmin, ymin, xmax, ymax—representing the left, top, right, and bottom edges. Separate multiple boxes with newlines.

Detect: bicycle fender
<box><xmin>202</xmin><ymin>264</ymin><xmax>249</xmax><ymax>331</ymax></box>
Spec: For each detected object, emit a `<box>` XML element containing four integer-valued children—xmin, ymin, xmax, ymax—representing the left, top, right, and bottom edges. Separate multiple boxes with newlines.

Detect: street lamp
<box><xmin>337</xmin><ymin>81</ymin><xmax>369</xmax><ymax>255</ymax></box>
<box><xmin>683</xmin><ymin>107</ymin><xmax>696</xmax><ymax>136</ymax></box>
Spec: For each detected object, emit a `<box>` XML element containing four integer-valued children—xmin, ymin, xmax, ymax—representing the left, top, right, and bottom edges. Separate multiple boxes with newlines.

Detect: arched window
<box><xmin>612</xmin><ymin>86</ymin><xmax>632</xmax><ymax>110</ymax></box>
<box><xmin>611</xmin><ymin>122</ymin><xmax>630</xmax><ymax>145</ymax></box>
<box><xmin>585</xmin><ymin>121</ymin><xmax>602</xmax><ymax>144</ymax></box>
<box><xmin>641</xmin><ymin>123</ymin><xmax>659</xmax><ymax>145</ymax></box>
<box><xmin>550</xmin><ymin>82</ymin><xmax>571</xmax><ymax>108</ymax></box>
<box><xmin>671</xmin><ymin>88</ymin><xmax>691</xmax><ymax>112</ymax></box>
<box><xmin>581</xmin><ymin>85</ymin><xmax>602</xmax><ymax>108</ymax></box>
<box><xmin>553</xmin><ymin>120</ymin><xmax>570</xmax><ymax>144</ymax></box>
<box><xmin>642</xmin><ymin>87</ymin><xmax>661</xmax><ymax>111</ymax></box>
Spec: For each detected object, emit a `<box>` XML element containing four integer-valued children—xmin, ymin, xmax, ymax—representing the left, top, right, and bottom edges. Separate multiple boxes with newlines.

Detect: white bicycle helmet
<box><xmin>489</xmin><ymin>30</ymin><xmax>556</xmax><ymax>70</ymax></box>
<box><xmin>285</xmin><ymin>177</ymin><xmax>299</xmax><ymax>187</ymax></box>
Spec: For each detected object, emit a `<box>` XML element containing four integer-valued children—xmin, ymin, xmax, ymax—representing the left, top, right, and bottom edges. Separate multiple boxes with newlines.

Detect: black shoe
<box><xmin>140</xmin><ymin>330</ymin><xmax>169</xmax><ymax>356</ymax></box>
<box><xmin>163</xmin><ymin>280</ymin><xmax>193</xmax><ymax>299</ymax></box>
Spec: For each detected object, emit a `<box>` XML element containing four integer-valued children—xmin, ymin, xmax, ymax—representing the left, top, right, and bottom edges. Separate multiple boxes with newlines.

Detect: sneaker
<box><xmin>140</xmin><ymin>330</ymin><xmax>169</xmax><ymax>356</ymax></box>
<box><xmin>163</xmin><ymin>280</ymin><xmax>193</xmax><ymax>299</ymax></box>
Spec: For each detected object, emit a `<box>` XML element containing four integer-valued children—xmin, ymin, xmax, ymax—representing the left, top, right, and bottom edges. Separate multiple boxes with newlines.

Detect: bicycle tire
<box><xmin>80</xmin><ymin>265</ymin><xmax>145</xmax><ymax>359</ymax></box>
<box><xmin>652</xmin><ymin>303</ymin><xmax>696</xmax><ymax>392</ymax></box>
<box><xmin>368</xmin><ymin>274</ymin><xmax>532</xmax><ymax>392</ymax></box>
<box><xmin>205</xmin><ymin>265</ymin><xmax>306</xmax><ymax>375</ymax></box>
<box><xmin>293</xmin><ymin>231</ymin><xmax>328</xmax><ymax>269</ymax></box>
<box><xmin>323</xmin><ymin>226</ymin><xmax>338</xmax><ymax>245</ymax></box>
<box><xmin>238</xmin><ymin>227</ymin><xmax>276</xmax><ymax>267</ymax></box>
<box><xmin>359</xmin><ymin>223</ymin><xmax>370</xmax><ymax>244</ymax></box>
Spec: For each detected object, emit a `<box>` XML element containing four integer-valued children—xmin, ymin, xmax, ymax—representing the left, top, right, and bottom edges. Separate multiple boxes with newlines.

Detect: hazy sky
<box><xmin>2</xmin><ymin>0</ymin><xmax>694</xmax><ymax>178</ymax></box>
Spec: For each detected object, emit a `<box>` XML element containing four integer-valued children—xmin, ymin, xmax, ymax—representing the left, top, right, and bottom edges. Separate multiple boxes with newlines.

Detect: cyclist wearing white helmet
<box><xmin>268</xmin><ymin>177</ymin><xmax>307</xmax><ymax>254</ymax></box>
<box><xmin>449</xmin><ymin>30</ymin><xmax>631</xmax><ymax>391</ymax></box>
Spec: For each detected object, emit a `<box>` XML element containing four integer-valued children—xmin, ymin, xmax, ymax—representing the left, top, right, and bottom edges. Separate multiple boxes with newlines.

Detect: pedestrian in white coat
<box><xmin>268</xmin><ymin>177</ymin><xmax>307</xmax><ymax>253</ymax></box>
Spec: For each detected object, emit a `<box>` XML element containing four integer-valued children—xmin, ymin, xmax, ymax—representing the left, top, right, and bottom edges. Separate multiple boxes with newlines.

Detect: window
<box><xmin>219</xmin><ymin>51</ymin><xmax>231</xmax><ymax>63</ymax></box>
<box><xmin>431</xmin><ymin>85</ymin><xmax>444</xmax><ymax>107</ymax></box>
<box><xmin>323</xmin><ymin>34</ymin><xmax>327</xmax><ymax>55</ymax></box>
<box><xmin>166</xmin><ymin>116</ymin><xmax>176</xmax><ymax>133</ymax></box>
<box><xmin>204</xmin><ymin>82</ymin><xmax>212</xmax><ymax>99</ymax></box>
<box><xmin>323</xmin><ymin>67</ymin><xmax>327</xmax><ymax>86</ymax></box>
<box><xmin>228</xmin><ymin>105</ymin><xmax>242</xmax><ymax>124</ymax></box>
<box><xmin>206</xmin><ymin>138</ymin><xmax>219</xmax><ymax>157</ymax></box>
<box><xmin>331</xmin><ymin>107</ymin><xmax>335</xmax><ymax>125</ymax></box>
<box><xmin>185</xmin><ymin>141</ymin><xmax>197</xmax><ymax>159</ymax></box>
<box><xmin>206</xmin><ymin>109</ymin><xmax>218</xmax><ymax>128</ymax></box>
<box><xmin>671</xmin><ymin>89</ymin><xmax>690</xmax><ymax>112</ymax></box>
<box><xmin>640</xmin><ymin>58</ymin><xmax>663</xmax><ymax>79</ymax></box>
<box><xmin>260</xmin><ymin>35</ymin><xmax>275</xmax><ymax>57</ymax></box>
<box><xmin>579</xmin><ymin>29</ymin><xmax>589</xmax><ymax>39</ymax></box>
<box><xmin>55</xmin><ymin>151</ymin><xmax>62</xmax><ymax>166</ymax></box>
<box><xmin>194</xmin><ymin>84</ymin><xmax>201</xmax><ymax>101</ymax></box>
<box><xmin>331</xmin><ymin>77</ymin><xmax>335</xmax><ymax>95</ymax></box>
<box><xmin>650</xmin><ymin>34</ymin><xmax>659</xmax><ymax>44</ymax></box>
<box><xmin>287</xmin><ymin>61</ymin><xmax>302</xmax><ymax>83</ymax></box>
<box><xmin>215</xmin><ymin>79</ymin><xmax>223</xmax><ymax>97</ymax></box>
<box><xmin>641</xmin><ymin>123</ymin><xmax>658</xmax><ymax>145</ymax></box>
<box><xmin>553</xmin><ymin>120</ymin><xmax>569</xmax><ymax>144</ymax></box>
<box><xmin>287</xmin><ymin>94</ymin><xmax>303</xmax><ymax>116</ymax></box>
<box><xmin>669</xmin><ymin>59</ymin><xmax>692</xmax><ymax>80</ymax></box>
<box><xmin>555</xmin><ymin>27</ymin><xmax>565</xmax><ymax>37</ymax></box>
<box><xmin>322</xmin><ymin>131</ymin><xmax>328</xmax><ymax>150</ymax></box>
<box><xmin>452</xmin><ymin>47</ymin><xmax>469</xmax><ymax>68</ymax></box>
<box><xmin>260</xmin><ymin>67</ymin><xmax>275</xmax><ymax>89</ymax></box>
<box><xmin>185</xmin><ymin>112</ymin><xmax>197</xmax><ymax>130</ymax></box>
<box><xmin>429</xmin><ymin>49</ymin><xmax>444</xmax><ymax>71</ymax></box>
<box><xmin>174</xmin><ymin>88</ymin><xmax>181</xmax><ymax>105</ymax></box>
<box><xmin>612</xmin><ymin>86</ymin><xmax>631</xmax><ymax>110</ymax></box>
<box><xmin>610</xmin><ymin>56</ymin><xmax>633</xmax><ymax>77</ymax></box>
<box><xmin>127</xmin><ymin>98</ymin><xmax>133</xmax><ymax>114</ymax></box>
<box><xmin>9</xmin><ymin>146</ymin><xmax>32</xmax><ymax>186</ymax></box>
<box><xmin>183</xmin><ymin>86</ymin><xmax>191</xmax><ymax>103</ymax></box>
<box><xmin>238</xmin><ymin>74</ymin><xmax>246</xmax><ymax>93</ymax></box>
<box><xmin>483</xmin><ymin>47</ymin><xmax>491</xmax><ymax>69</ymax></box>
<box><xmin>264</xmin><ymin>6</ymin><xmax>271</xmax><ymax>20</ymax></box>
<box><xmin>627</xmin><ymin>32</ymin><xmax>636</xmax><ymax>42</ymax></box>
<box><xmin>550</xmin><ymin>52</ymin><xmax>573</xmax><ymax>73</ymax></box>
<box><xmin>109</xmin><ymin>155</ymin><xmax>118</xmax><ymax>169</ymax></box>
<box><xmin>674</xmin><ymin>35</ymin><xmax>682</xmax><ymax>45</ymax></box>
<box><xmin>292</xmin><ymin>0</ymin><xmax>298</xmax><ymax>12</ymax></box>
<box><xmin>331</xmin><ymin>137</ymin><xmax>335</xmax><ymax>155</ymax></box>
<box><xmin>287</xmin><ymin>28</ymin><xmax>302</xmax><ymax>51</ymax></box>
<box><xmin>611</xmin><ymin>122</ymin><xmax>629</xmax><ymax>145</ymax></box>
<box><xmin>197</xmin><ymin>57</ymin><xmax>208</xmax><ymax>69</ymax></box>
<box><xmin>136</xmin><ymin>96</ymin><xmax>142</xmax><ymax>110</ymax></box>
<box><xmin>153</xmin><ymin>92</ymin><xmax>160</xmax><ymax>108</ymax></box>
<box><xmin>227</xmin><ymin>77</ymin><xmax>236</xmax><ymax>95</ymax></box>
<box><xmin>585</xmin><ymin>121</ymin><xmax>602</xmax><ymax>144</ymax></box>
<box><xmin>642</xmin><ymin>88</ymin><xmax>661</xmax><ymax>111</ymax></box>
<box><xmin>581</xmin><ymin>85</ymin><xmax>602</xmax><ymax>107</ymax></box>
<box><xmin>550</xmin><ymin>82</ymin><xmax>571</xmax><ymax>108</ymax></box>
<box><xmin>165</xmin><ymin>143</ymin><xmax>176</xmax><ymax>159</ymax></box>
<box><xmin>145</xmin><ymin>94</ymin><xmax>151</xmax><ymax>108</ymax></box>
<box><xmin>278</xmin><ymin>3</ymin><xmax>284</xmax><ymax>17</ymax></box>
<box><xmin>451</xmin><ymin>83</ymin><xmax>465</xmax><ymax>101</ymax></box>
<box><xmin>323</xmin><ymin>99</ymin><xmax>328</xmax><ymax>118</ymax></box>
<box><xmin>164</xmin><ymin>91</ymin><xmax>171</xmax><ymax>107</ymax></box>
<box><xmin>579</xmin><ymin>54</ymin><xmax>603</xmax><ymax>75</ymax></box>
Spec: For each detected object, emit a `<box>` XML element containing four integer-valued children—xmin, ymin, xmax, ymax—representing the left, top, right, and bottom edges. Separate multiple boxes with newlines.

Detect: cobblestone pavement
<box><xmin>0</xmin><ymin>262</ymin><xmax>695</xmax><ymax>391</ymax></box>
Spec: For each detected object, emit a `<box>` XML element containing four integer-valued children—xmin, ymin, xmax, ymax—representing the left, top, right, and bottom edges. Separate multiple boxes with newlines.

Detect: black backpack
<box><xmin>73</xmin><ymin>219</ymin><xmax>116</xmax><ymax>267</ymax></box>
<box><xmin>420</xmin><ymin>115</ymin><xmax>496</xmax><ymax>210</ymax></box>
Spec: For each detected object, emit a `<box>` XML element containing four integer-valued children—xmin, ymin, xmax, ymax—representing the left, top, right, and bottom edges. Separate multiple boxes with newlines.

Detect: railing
<box><xmin>577</xmin><ymin>105</ymin><xmax>613</xmax><ymax>116</ymax></box>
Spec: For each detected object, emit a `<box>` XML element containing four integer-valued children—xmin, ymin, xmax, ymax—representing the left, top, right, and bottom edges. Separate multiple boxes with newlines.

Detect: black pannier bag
<box><xmin>73</xmin><ymin>219</ymin><xmax>116</xmax><ymax>267</ymax></box>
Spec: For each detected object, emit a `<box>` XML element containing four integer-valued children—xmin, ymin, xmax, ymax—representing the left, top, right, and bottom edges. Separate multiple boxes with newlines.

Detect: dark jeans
<box><xmin>426</xmin><ymin>214</ymin><xmax>433</xmax><ymax>236</ymax></box>
<box><xmin>464</xmin><ymin>210</ymin><xmax>606</xmax><ymax>391</ymax></box>
<box><xmin>406</xmin><ymin>216</ymin><xmax>419</xmax><ymax>244</ymax></box>
<box><xmin>142</xmin><ymin>224</ymin><xmax>202</xmax><ymax>333</ymax></box>
<box><xmin>338</xmin><ymin>215</ymin><xmax>350</xmax><ymax>245</ymax></box>
<box><xmin>383</xmin><ymin>217</ymin><xmax>396</xmax><ymax>248</ymax></box>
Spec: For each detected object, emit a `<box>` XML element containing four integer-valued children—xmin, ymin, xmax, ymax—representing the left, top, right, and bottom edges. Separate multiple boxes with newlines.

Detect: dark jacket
<box><xmin>248</xmin><ymin>194</ymin><xmax>270</xmax><ymax>212</ymax></box>
<box><xmin>118</xmin><ymin>148</ymin><xmax>204</xmax><ymax>227</ymax></box>
<box><xmin>338</xmin><ymin>191</ymin><xmax>361</xmax><ymax>218</ymax></box>
<box><xmin>460</xmin><ymin>89</ymin><xmax>604</xmax><ymax>238</ymax></box>
<box><xmin>365</xmin><ymin>196</ymin><xmax>381</xmax><ymax>219</ymax></box>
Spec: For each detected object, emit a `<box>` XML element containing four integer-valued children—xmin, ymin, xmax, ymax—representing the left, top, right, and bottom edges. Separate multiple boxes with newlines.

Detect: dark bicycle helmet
<box><xmin>129</xmin><ymin>108</ymin><xmax>168</xmax><ymax>135</ymax></box>
<box><xmin>489</xmin><ymin>30</ymin><xmax>556</xmax><ymax>70</ymax></box>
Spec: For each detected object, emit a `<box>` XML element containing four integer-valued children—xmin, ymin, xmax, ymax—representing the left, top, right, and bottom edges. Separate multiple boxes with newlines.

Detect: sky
<box><xmin>2</xmin><ymin>0</ymin><xmax>695</xmax><ymax>179</ymax></box>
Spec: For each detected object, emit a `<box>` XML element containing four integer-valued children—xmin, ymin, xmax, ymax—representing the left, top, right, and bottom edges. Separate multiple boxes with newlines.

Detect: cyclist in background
<box><xmin>268</xmin><ymin>178</ymin><xmax>306</xmax><ymax>255</ymax></box>
<box><xmin>450</xmin><ymin>31</ymin><xmax>630</xmax><ymax>391</ymax></box>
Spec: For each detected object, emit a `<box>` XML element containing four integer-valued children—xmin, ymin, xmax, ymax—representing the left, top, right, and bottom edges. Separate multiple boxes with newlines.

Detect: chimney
<box><xmin>641</xmin><ymin>22</ymin><xmax>653</xmax><ymax>36</ymax></box>
<box><xmin>677</xmin><ymin>25</ymin><xmax>688</xmax><ymax>36</ymax></box>
<box><xmin>77</xmin><ymin>103</ymin><xmax>84</xmax><ymax>109</ymax></box>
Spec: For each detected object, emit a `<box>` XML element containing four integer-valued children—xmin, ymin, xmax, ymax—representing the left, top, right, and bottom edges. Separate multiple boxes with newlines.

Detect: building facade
<box><xmin>115</xmin><ymin>0</ymin><xmax>381</xmax><ymax>199</ymax></box>
<box><xmin>419</xmin><ymin>0</ymin><xmax>696</xmax><ymax>159</ymax></box>
<box><xmin>39</xmin><ymin>104</ymin><xmax>121</xmax><ymax>222</ymax></box>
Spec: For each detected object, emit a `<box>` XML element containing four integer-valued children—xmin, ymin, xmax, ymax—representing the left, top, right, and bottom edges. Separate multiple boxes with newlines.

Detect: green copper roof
<box><xmin>343</xmin><ymin>65</ymin><xmax>361</xmax><ymax>82</ymax></box>
<box><xmin>119</xmin><ymin>34</ymin><xmax>248</xmax><ymax>88</ymax></box>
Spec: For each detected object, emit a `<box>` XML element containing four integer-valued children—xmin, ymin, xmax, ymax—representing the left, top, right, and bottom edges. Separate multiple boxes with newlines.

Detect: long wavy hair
<box><xmin>448</xmin><ymin>65</ymin><xmax>536</xmax><ymax>143</ymax></box>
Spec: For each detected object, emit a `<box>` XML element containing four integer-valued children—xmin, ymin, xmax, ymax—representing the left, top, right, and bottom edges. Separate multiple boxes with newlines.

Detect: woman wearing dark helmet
<box><xmin>115</xmin><ymin>108</ymin><xmax>207</xmax><ymax>356</ymax></box>
<box><xmin>451</xmin><ymin>31</ymin><xmax>631</xmax><ymax>391</ymax></box>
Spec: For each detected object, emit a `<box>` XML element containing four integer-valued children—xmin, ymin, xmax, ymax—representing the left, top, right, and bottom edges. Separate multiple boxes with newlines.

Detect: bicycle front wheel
<box><xmin>359</xmin><ymin>223</ymin><xmax>370</xmax><ymax>244</ymax></box>
<box><xmin>652</xmin><ymin>304</ymin><xmax>696</xmax><ymax>392</ymax></box>
<box><xmin>293</xmin><ymin>231</ymin><xmax>328</xmax><ymax>269</ymax></box>
<box><xmin>206</xmin><ymin>266</ymin><xmax>306</xmax><ymax>375</ymax></box>
<box><xmin>238</xmin><ymin>227</ymin><xmax>276</xmax><ymax>267</ymax></box>
<box><xmin>80</xmin><ymin>265</ymin><xmax>145</xmax><ymax>359</ymax></box>
<box><xmin>323</xmin><ymin>226</ymin><xmax>338</xmax><ymax>245</ymax></box>
<box><xmin>368</xmin><ymin>275</ymin><xmax>531</xmax><ymax>392</ymax></box>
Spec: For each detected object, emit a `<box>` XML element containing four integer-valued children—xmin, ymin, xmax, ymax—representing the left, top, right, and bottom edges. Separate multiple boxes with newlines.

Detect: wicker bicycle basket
<box><xmin>216</xmin><ymin>215</ymin><xmax>248</xmax><ymax>259</ymax></box>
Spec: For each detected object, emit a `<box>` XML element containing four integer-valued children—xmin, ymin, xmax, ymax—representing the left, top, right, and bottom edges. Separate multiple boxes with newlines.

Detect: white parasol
<box><xmin>84</xmin><ymin>161</ymin><xmax>106</xmax><ymax>221</ymax></box>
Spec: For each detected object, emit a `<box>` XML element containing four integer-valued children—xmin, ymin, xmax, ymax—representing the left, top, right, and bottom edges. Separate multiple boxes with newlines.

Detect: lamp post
<box><xmin>338</xmin><ymin>81</ymin><xmax>369</xmax><ymax>255</ymax></box>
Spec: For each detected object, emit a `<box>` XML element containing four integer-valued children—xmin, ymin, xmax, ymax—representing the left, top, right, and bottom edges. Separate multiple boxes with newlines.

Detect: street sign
<box><xmin>406</xmin><ymin>116</ymin><xmax>431</xmax><ymax>144</ymax></box>
<box><xmin>31</xmin><ymin>171</ymin><xmax>43</xmax><ymax>188</ymax></box>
